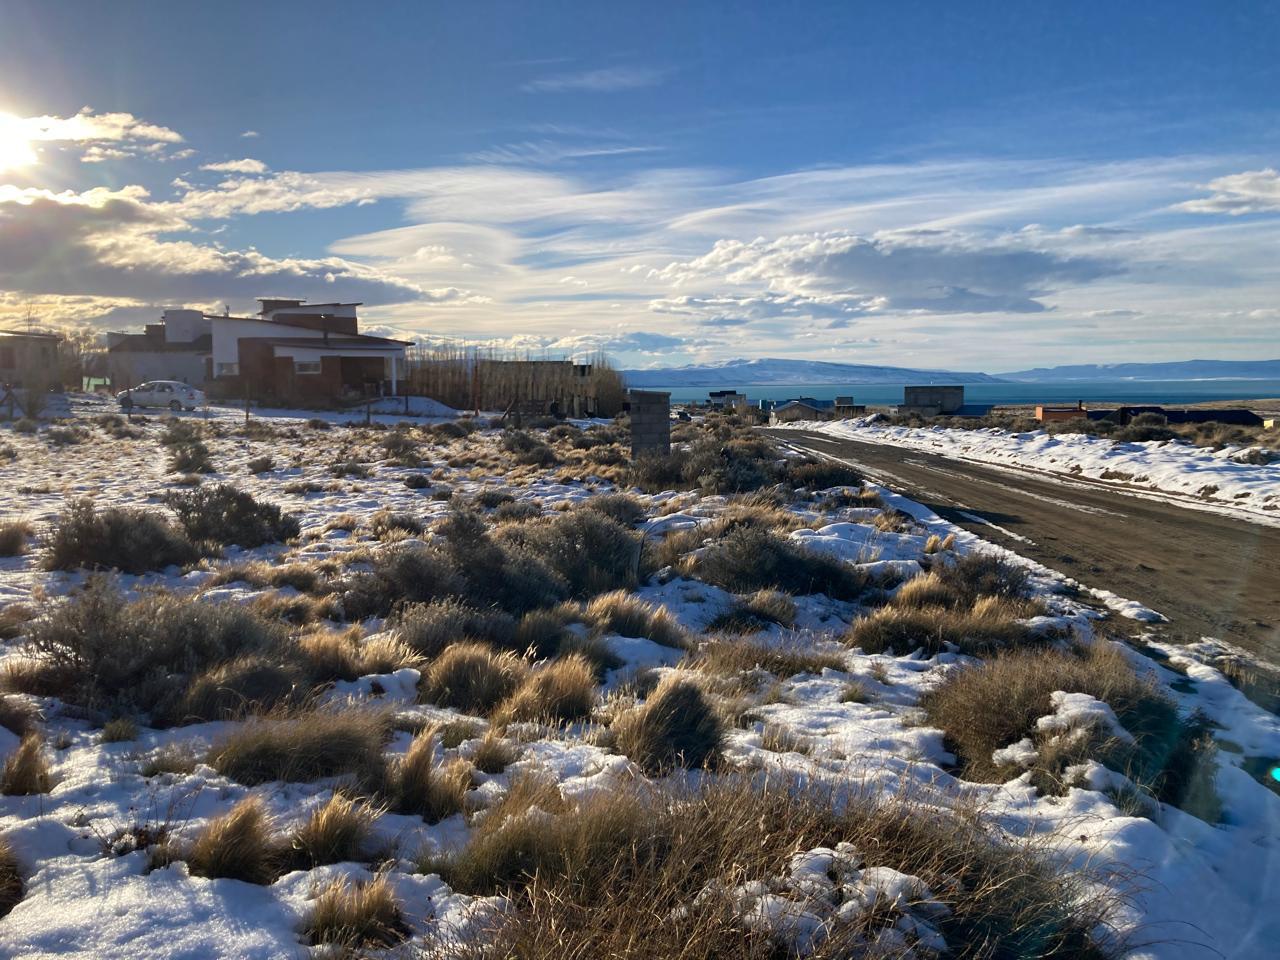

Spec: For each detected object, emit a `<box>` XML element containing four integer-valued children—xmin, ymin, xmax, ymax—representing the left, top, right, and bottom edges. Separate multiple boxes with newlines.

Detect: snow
<box><xmin>783</xmin><ymin>418</ymin><xmax>1280</xmax><ymax>525</ymax></box>
<box><xmin>0</xmin><ymin>403</ymin><xmax>1276</xmax><ymax>958</ymax></box>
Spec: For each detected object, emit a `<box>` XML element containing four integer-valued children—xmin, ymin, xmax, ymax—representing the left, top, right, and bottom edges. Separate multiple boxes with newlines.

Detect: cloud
<box><xmin>522</xmin><ymin>66</ymin><xmax>667</xmax><ymax>94</ymax></box>
<box><xmin>240</xmin><ymin>130</ymin><xmax>260</xmax><ymax>138</ymax></box>
<box><xmin>17</xmin><ymin>107</ymin><xmax>184</xmax><ymax>144</ymax></box>
<box><xmin>464</xmin><ymin>140</ymin><xmax>660</xmax><ymax>165</ymax></box>
<box><xmin>1178</xmin><ymin>169</ymin><xmax>1280</xmax><ymax>215</ymax></box>
<box><xmin>200</xmin><ymin>158</ymin><xmax>269</xmax><ymax>174</ymax></box>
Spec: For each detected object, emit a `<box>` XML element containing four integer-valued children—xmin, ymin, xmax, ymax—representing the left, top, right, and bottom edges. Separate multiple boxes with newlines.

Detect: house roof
<box><xmin>0</xmin><ymin>329</ymin><xmax>62</xmax><ymax>341</ymax></box>
<box><xmin>246</xmin><ymin>336</ymin><xmax>408</xmax><ymax>350</ymax></box>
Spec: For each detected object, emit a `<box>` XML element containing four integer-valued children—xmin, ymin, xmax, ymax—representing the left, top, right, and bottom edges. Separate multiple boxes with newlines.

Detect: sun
<box><xmin>0</xmin><ymin>112</ymin><xmax>38</xmax><ymax>173</ymax></box>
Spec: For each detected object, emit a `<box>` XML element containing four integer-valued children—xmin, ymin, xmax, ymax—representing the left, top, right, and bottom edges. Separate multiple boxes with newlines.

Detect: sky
<box><xmin>0</xmin><ymin>0</ymin><xmax>1277</xmax><ymax>372</ymax></box>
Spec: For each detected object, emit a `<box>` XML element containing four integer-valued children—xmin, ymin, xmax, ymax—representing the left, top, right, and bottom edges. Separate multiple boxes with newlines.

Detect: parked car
<box><xmin>116</xmin><ymin>380</ymin><xmax>205</xmax><ymax>412</ymax></box>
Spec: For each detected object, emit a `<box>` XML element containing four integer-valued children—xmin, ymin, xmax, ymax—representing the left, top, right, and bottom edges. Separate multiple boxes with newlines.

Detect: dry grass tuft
<box><xmin>290</xmin><ymin>793</ymin><xmax>380</xmax><ymax>867</ymax></box>
<box><xmin>494</xmin><ymin>654</ymin><xmax>598</xmax><ymax>724</ymax></box>
<box><xmin>169</xmin><ymin>656</ymin><xmax>300</xmax><ymax>725</ymax></box>
<box><xmin>303</xmin><ymin>873</ymin><xmax>406</xmax><ymax>948</ymax></box>
<box><xmin>296</xmin><ymin>629</ymin><xmax>363</xmax><ymax>682</ymax></box>
<box><xmin>419</xmin><ymin>642</ymin><xmax>530</xmax><ymax>714</ymax></box>
<box><xmin>391</xmin><ymin>727</ymin><xmax>473</xmax><ymax>822</ymax></box>
<box><xmin>206</xmin><ymin>708</ymin><xmax>388</xmax><ymax>786</ymax></box>
<box><xmin>393</xmin><ymin>598</ymin><xmax>516</xmax><ymax>659</ymax></box>
<box><xmin>181</xmin><ymin>796</ymin><xmax>281</xmax><ymax>884</ymax></box>
<box><xmin>691</xmin><ymin>527</ymin><xmax>866</xmax><ymax>600</ymax></box>
<box><xmin>611</xmin><ymin>676</ymin><xmax>723</xmax><ymax>775</ymax></box>
<box><xmin>1</xmin><ymin>733</ymin><xmax>52</xmax><ymax>795</ymax></box>
<box><xmin>0</xmin><ymin>696</ymin><xmax>37</xmax><ymax>737</ymax></box>
<box><xmin>359</xmin><ymin>633</ymin><xmax>426</xmax><ymax>674</ymax></box>
<box><xmin>583</xmin><ymin>591</ymin><xmax>689</xmax><ymax>648</ymax></box>
<box><xmin>100</xmin><ymin>717</ymin><xmax>139</xmax><ymax>743</ymax></box>
<box><xmin>0</xmin><ymin>836</ymin><xmax>22</xmax><ymax>919</ymax></box>
<box><xmin>0</xmin><ymin>519</ymin><xmax>33</xmax><ymax>557</ymax></box>
<box><xmin>691</xmin><ymin>637</ymin><xmax>846</xmax><ymax>681</ymax></box>
<box><xmin>846</xmin><ymin>599</ymin><xmax>1040</xmax><ymax>657</ymax></box>
<box><xmin>471</xmin><ymin>729</ymin><xmax>520</xmax><ymax>774</ymax></box>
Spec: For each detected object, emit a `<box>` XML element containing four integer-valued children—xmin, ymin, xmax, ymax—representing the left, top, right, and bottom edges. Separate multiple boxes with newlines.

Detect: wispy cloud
<box><xmin>200</xmin><ymin>158</ymin><xmax>269</xmax><ymax>174</ymax></box>
<box><xmin>465</xmin><ymin>140</ymin><xmax>660</xmax><ymax>165</ymax></box>
<box><xmin>522</xmin><ymin>66</ymin><xmax>667</xmax><ymax>94</ymax></box>
<box><xmin>240</xmin><ymin>130</ymin><xmax>260</xmax><ymax>138</ymax></box>
<box><xmin>1177</xmin><ymin>168</ymin><xmax>1280</xmax><ymax>215</ymax></box>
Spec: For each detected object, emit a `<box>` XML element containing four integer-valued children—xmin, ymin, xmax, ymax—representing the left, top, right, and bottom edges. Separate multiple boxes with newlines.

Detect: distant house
<box><xmin>769</xmin><ymin>400</ymin><xmax>834</xmax><ymax>425</ymax></box>
<box><xmin>108</xmin><ymin>298</ymin><xmax>409</xmax><ymax>405</ymax></box>
<box><xmin>1084</xmin><ymin>405</ymin><xmax>1263</xmax><ymax>427</ymax></box>
<box><xmin>1036</xmin><ymin>402</ymin><xmax>1087</xmax><ymax>422</ymax></box>
<box><xmin>834</xmin><ymin>395</ymin><xmax>865</xmax><ymax>418</ymax></box>
<box><xmin>0</xmin><ymin>330</ymin><xmax>62</xmax><ymax>388</ymax></box>
<box><xmin>898</xmin><ymin>384</ymin><xmax>965</xmax><ymax>417</ymax></box>
<box><xmin>708</xmin><ymin>389</ymin><xmax>748</xmax><ymax>410</ymax></box>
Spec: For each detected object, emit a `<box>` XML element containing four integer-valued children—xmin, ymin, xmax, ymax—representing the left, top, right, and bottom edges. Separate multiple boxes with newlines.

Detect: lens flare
<box><xmin>0</xmin><ymin>113</ymin><xmax>39</xmax><ymax>172</ymax></box>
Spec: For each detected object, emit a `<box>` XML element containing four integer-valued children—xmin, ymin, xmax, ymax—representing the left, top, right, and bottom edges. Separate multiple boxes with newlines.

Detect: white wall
<box><xmin>211</xmin><ymin>316</ymin><xmax>329</xmax><ymax>366</ymax></box>
<box><xmin>160</xmin><ymin>309</ymin><xmax>211</xmax><ymax>344</ymax></box>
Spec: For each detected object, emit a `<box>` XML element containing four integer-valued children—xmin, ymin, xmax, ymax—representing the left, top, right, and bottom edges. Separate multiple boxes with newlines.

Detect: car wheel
<box><xmin>169</xmin><ymin>400</ymin><xmax>182</xmax><ymax>411</ymax></box>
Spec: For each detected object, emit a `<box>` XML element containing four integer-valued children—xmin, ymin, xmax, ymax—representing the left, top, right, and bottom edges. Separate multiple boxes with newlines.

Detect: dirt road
<box><xmin>772</xmin><ymin>428</ymin><xmax>1280</xmax><ymax>662</ymax></box>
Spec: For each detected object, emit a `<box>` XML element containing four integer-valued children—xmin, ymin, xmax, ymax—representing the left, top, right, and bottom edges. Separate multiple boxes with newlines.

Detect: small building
<box><xmin>0</xmin><ymin>330</ymin><xmax>62</xmax><ymax>388</ymax></box>
<box><xmin>770</xmin><ymin>400</ymin><xmax>835</xmax><ymax>425</ymax></box>
<box><xmin>834</xmin><ymin>396</ymin><xmax>866</xmax><ymax>418</ymax></box>
<box><xmin>708</xmin><ymin>389</ymin><xmax>748</xmax><ymax>410</ymax></box>
<box><xmin>1036</xmin><ymin>402</ymin><xmax>1087</xmax><ymax>422</ymax></box>
<box><xmin>898</xmin><ymin>384</ymin><xmax>965</xmax><ymax>418</ymax></box>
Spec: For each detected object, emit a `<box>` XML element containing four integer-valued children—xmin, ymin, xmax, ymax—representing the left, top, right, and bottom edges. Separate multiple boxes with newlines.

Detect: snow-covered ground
<box><xmin>781</xmin><ymin>418</ymin><xmax>1280</xmax><ymax>525</ymax></box>
<box><xmin>0</xmin><ymin>405</ymin><xmax>1276</xmax><ymax>958</ymax></box>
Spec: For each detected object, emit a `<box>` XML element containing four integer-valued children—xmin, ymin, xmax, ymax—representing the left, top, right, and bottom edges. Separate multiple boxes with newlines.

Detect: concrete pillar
<box><xmin>628</xmin><ymin>390</ymin><xmax>671</xmax><ymax>458</ymax></box>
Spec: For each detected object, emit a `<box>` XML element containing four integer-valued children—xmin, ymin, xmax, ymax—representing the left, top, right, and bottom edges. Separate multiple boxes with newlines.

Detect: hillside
<box><xmin>1001</xmin><ymin>359</ymin><xmax>1280</xmax><ymax>381</ymax></box>
<box><xmin>621</xmin><ymin>357</ymin><xmax>1005</xmax><ymax>387</ymax></box>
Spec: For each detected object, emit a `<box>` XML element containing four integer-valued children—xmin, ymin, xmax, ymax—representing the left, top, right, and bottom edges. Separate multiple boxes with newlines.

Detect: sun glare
<box><xmin>0</xmin><ymin>112</ymin><xmax>38</xmax><ymax>172</ymax></box>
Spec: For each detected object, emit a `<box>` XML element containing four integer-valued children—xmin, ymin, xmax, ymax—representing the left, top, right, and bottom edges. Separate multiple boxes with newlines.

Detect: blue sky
<box><xmin>0</xmin><ymin>0</ymin><xmax>1277</xmax><ymax>370</ymax></box>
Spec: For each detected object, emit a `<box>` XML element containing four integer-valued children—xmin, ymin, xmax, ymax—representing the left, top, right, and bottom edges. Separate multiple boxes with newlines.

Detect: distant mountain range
<box><xmin>620</xmin><ymin>357</ymin><xmax>1004</xmax><ymax>387</ymax></box>
<box><xmin>1000</xmin><ymin>359</ymin><xmax>1280</xmax><ymax>382</ymax></box>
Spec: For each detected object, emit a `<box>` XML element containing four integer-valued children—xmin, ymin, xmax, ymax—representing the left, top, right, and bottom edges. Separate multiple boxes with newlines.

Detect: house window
<box><xmin>215</xmin><ymin>362</ymin><xmax>239</xmax><ymax>376</ymax></box>
<box><xmin>294</xmin><ymin>360</ymin><xmax>322</xmax><ymax>374</ymax></box>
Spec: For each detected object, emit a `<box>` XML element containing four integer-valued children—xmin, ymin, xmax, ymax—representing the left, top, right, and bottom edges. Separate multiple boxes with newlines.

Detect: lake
<box><xmin>646</xmin><ymin>379</ymin><xmax>1280</xmax><ymax>406</ymax></box>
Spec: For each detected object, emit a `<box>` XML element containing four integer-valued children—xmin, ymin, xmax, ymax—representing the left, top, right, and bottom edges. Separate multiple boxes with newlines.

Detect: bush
<box><xmin>611</xmin><ymin>676</ymin><xmax>723</xmax><ymax>774</ymax></box>
<box><xmin>303</xmin><ymin>874</ymin><xmax>406</xmax><ymax>948</ymax></box>
<box><xmin>341</xmin><ymin>544</ymin><xmax>467</xmax><ymax>620</ymax></box>
<box><xmin>359</xmin><ymin>634</ymin><xmax>425</xmax><ymax>674</ymax></box>
<box><xmin>783</xmin><ymin>458</ymin><xmax>862</xmax><ymax>490</ymax></box>
<box><xmin>206</xmin><ymin>708</ymin><xmax>389</xmax><ymax>786</ymax></box>
<box><xmin>296</xmin><ymin>630</ymin><xmax>363</xmax><ymax>682</ymax></box>
<box><xmin>581</xmin><ymin>493</ymin><xmax>647</xmax><ymax>527</ymax></box>
<box><xmin>290</xmin><ymin>793</ymin><xmax>379</xmax><ymax>867</ymax></box>
<box><xmin>404</xmin><ymin>473</ymin><xmax>433</xmax><ymax>489</ymax></box>
<box><xmin>419</xmin><ymin>643</ymin><xmax>530</xmax><ymax>714</ymax></box>
<box><xmin>44</xmin><ymin>499</ymin><xmax>199</xmax><ymax>574</ymax></box>
<box><xmin>846</xmin><ymin>598</ymin><xmax>1039</xmax><ymax>657</ymax></box>
<box><xmin>507</xmin><ymin>510</ymin><xmax>639</xmax><ymax>598</ymax></box>
<box><xmin>167</xmin><ymin>439</ymin><xmax>214</xmax><ymax>474</ymax></box>
<box><xmin>471</xmin><ymin>730</ymin><xmax>519</xmax><ymax>774</ymax></box>
<box><xmin>921</xmin><ymin>644</ymin><xmax>1221</xmax><ymax>816</ymax></box>
<box><xmin>183</xmin><ymin>796</ymin><xmax>280</xmax><ymax>884</ymax></box>
<box><xmin>691</xmin><ymin>637</ymin><xmax>845</xmax><ymax>680</ymax></box>
<box><xmin>0</xmin><ymin>520</ymin><xmax>32</xmax><ymax>557</ymax></box>
<box><xmin>393</xmin><ymin>599</ymin><xmax>516</xmax><ymax>659</ymax></box>
<box><xmin>100</xmin><ymin>717</ymin><xmax>139</xmax><ymax>743</ymax></box>
<box><xmin>583</xmin><ymin>591</ymin><xmax>688</xmax><ymax>648</ymax></box>
<box><xmin>512</xmin><ymin>608</ymin><xmax>572</xmax><ymax>660</ymax></box>
<box><xmin>1</xmin><ymin>733</ymin><xmax>51</xmax><ymax>795</ymax></box>
<box><xmin>391</xmin><ymin>727</ymin><xmax>473</xmax><ymax>822</ymax></box>
<box><xmin>246</xmin><ymin>455</ymin><xmax>274</xmax><ymax>474</ymax></box>
<box><xmin>474</xmin><ymin>487</ymin><xmax>516</xmax><ymax>509</ymax></box>
<box><xmin>693</xmin><ymin>527</ymin><xmax>866</xmax><ymax>600</ymax></box>
<box><xmin>501</xmin><ymin>430</ymin><xmax>557</xmax><ymax>467</ymax></box>
<box><xmin>166</xmin><ymin>484</ymin><xmax>300</xmax><ymax>548</ymax></box>
<box><xmin>434</xmin><ymin>777</ymin><xmax>1119</xmax><ymax>958</ymax></box>
<box><xmin>494</xmin><ymin>500</ymin><xmax>542</xmax><ymax>523</ymax></box>
<box><xmin>495</xmin><ymin>654</ymin><xmax>598</xmax><ymax>724</ymax></box>
<box><xmin>0</xmin><ymin>696</ymin><xmax>36</xmax><ymax>737</ymax></box>
<box><xmin>0</xmin><ymin>836</ymin><xmax>21</xmax><ymax>919</ymax></box>
<box><xmin>368</xmin><ymin>509</ymin><xmax>424</xmax><ymax>539</ymax></box>
<box><xmin>168</xmin><ymin>656</ymin><xmax>301</xmax><ymax>724</ymax></box>
<box><xmin>20</xmin><ymin>579</ymin><xmax>282</xmax><ymax>716</ymax></box>
<box><xmin>932</xmin><ymin>552</ymin><xmax>1030</xmax><ymax>606</ymax></box>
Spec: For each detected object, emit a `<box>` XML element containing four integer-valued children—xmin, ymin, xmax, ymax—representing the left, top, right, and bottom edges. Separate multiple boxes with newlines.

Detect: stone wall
<box><xmin>629</xmin><ymin>390</ymin><xmax>671</xmax><ymax>457</ymax></box>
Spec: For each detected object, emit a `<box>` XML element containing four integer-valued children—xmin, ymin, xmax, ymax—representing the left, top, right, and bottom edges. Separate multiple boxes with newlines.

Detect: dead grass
<box><xmin>1</xmin><ymin>733</ymin><xmax>51</xmax><ymax>795</ymax></box>
<box><xmin>494</xmin><ymin>654</ymin><xmax>598</xmax><ymax>724</ymax></box>
<box><xmin>289</xmin><ymin>793</ymin><xmax>380</xmax><ymax>867</ymax></box>
<box><xmin>583</xmin><ymin>591</ymin><xmax>689</xmax><ymax>648</ymax></box>
<box><xmin>0</xmin><ymin>519</ymin><xmax>32</xmax><ymax>557</ymax></box>
<box><xmin>419</xmin><ymin>642</ymin><xmax>530</xmax><ymax>714</ymax></box>
<box><xmin>435</xmin><ymin>776</ymin><xmax>1123</xmax><ymax>959</ymax></box>
<box><xmin>100</xmin><ymin>717</ymin><xmax>138</xmax><ymax>743</ymax></box>
<box><xmin>471</xmin><ymin>729</ymin><xmax>520</xmax><ymax>774</ymax></box>
<box><xmin>611</xmin><ymin>675</ymin><xmax>724</xmax><ymax>775</ymax></box>
<box><xmin>0</xmin><ymin>603</ymin><xmax>35</xmax><ymax>641</ymax></box>
<box><xmin>0</xmin><ymin>836</ymin><xmax>22</xmax><ymax>919</ymax></box>
<box><xmin>392</xmin><ymin>598</ymin><xmax>516</xmax><ymax>659</ymax></box>
<box><xmin>0</xmin><ymin>696</ymin><xmax>37</xmax><ymax>737</ymax></box>
<box><xmin>359</xmin><ymin>633</ymin><xmax>426</xmax><ymax>674</ymax></box>
<box><xmin>206</xmin><ymin>707</ymin><xmax>388</xmax><ymax>786</ymax></box>
<box><xmin>691</xmin><ymin>637</ymin><xmax>846</xmax><ymax>681</ymax></box>
<box><xmin>303</xmin><ymin>873</ymin><xmax>406</xmax><ymax>948</ymax></box>
<box><xmin>691</xmin><ymin>526</ymin><xmax>866</xmax><ymax>600</ymax></box>
<box><xmin>182</xmin><ymin>796</ymin><xmax>280</xmax><ymax>884</ymax></box>
<box><xmin>846</xmin><ymin>598</ymin><xmax>1041</xmax><ymax>657</ymax></box>
<box><xmin>296</xmin><ymin>629</ymin><xmax>363</xmax><ymax>682</ymax></box>
<box><xmin>167</xmin><ymin>656</ymin><xmax>301</xmax><ymax>725</ymax></box>
<box><xmin>391</xmin><ymin>727</ymin><xmax>473</xmax><ymax>822</ymax></box>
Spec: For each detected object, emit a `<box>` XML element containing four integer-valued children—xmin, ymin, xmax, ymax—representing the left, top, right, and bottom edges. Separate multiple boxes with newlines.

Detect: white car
<box><xmin>117</xmin><ymin>380</ymin><xmax>206</xmax><ymax>412</ymax></box>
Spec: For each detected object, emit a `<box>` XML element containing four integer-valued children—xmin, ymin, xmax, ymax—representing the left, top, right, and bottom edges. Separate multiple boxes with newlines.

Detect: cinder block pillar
<box><xmin>628</xmin><ymin>390</ymin><xmax>671</xmax><ymax>458</ymax></box>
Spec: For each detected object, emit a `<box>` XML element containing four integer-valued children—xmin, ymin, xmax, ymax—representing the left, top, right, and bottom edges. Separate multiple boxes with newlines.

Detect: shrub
<box><xmin>381</xmin><ymin>429</ymin><xmax>419</xmax><ymax>465</ymax></box>
<box><xmin>474</xmin><ymin>487</ymin><xmax>516</xmax><ymax>509</ymax></box>
<box><xmin>783</xmin><ymin>458</ymin><xmax>862</xmax><ymax>490</ymax></box>
<box><xmin>368</xmin><ymin>509</ymin><xmax>424</xmax><ymax>539</ymax></box>
<box><xmin>846</xmin><ymin>598</ymin><xmax>1039</xmax><ymax>657</ymax></box>
<box><xmin>471</xmin><ymin>729</ymin><xmax>519</xmax><ymax>774</ymax></box>
<box><xmin>290</xmin><ymin>793</ymin><xmax>379</xmax><ymax>867</ymax></box>
<box><xmin>435</xmin><ymin>777</ymin><xmax>1119</xmax><ymax>958</ymax></box>
<box><xmin>43</xmin><ymin>499</ymin><xmax>198</xmax><ymax>573</ymax></box>
<box><xmin>933</xmin><ymin>552</ymin><xmax>1030</xmax><ymax>606</ymax></box>
<box><xmin>296</xmin><ymin>630</ymin><xmax>363</xmax><ymax>681</ymax></box>
<box><xmin>693</xmin><ymin>527</ymin><xmax>866</xmax><ymax>600</ymax></box>
<box><xmin>303</xmin><ymin>874</ymin><xmax>406</xmax><ymax>948</ymax></box>
<box><xmin>207</xmin><ymin>708</ymin><xmax>388</xmax><ymax>786</ymax></box>
<box><xmin>419</xmin><ymin>643</ymin><xmax>530</xmax><ymax>714</ymax></box>
<box><xmin>494</xmin><ymin>500</ymin><xmax>542</xmax><ymax>523</ymax></box>
<box><xmin>508</xmin><ymin>510</ymin><xmax>639</xmax><ymax>598</ymax></box>
<box><xmin>166</xmin><ymin>484</ymin><xmax>300</xmax><ymax>548</ymax></box>
<box><xmin>502</xmin><ymin>430</ymin><xmax>557</xmax><ymax>467</ymax></box>
<box><xmin>393</xmin><ymin>599</ymin><xmax>516</xmax><ymax>659</ymax></box>
<box><xmin>691</xmin><ymin>637</ymin><xmax>845</xmax><ymax>680</ymax></box>
<box><xmin>100</xmin><ymin>717</ymin><xmax>139</xmax><ymax>743</ymax></box>
<box><xmin>167</xmin><ymin>440</ymin><xmax>214</xmax><ymax>474</ymax></box>
<box><xmin>404</xmin><ymin>473</ymin><xmax>432</xmax><ymax>489</ymax></box>
<box><xmin>0</xmin><ymin>520</ymin><xmax>32</xmax><ymax>557</ymax></box>
<box><xmin>184</xmin><ymin>796</ymin><xmax>280</xmax><ymax>884</ymax></box>
<box><xmin>0</xmin><ymin>836</ymin><xmax>21</xmax><ymax>919</ymax></box>
<box><xmin>921</xmin><ymin>644</ymin><xmax>1221</xmax><ymax>815</ymax></box>
<box><xmin>1</xmin><ymin>733</ymin><xmax>52</xmax><ymax>795</ymax></box>
<box><xmin>391</xmin><ymin>727</ymin><xmax>473</xmax><ymax>822</ymax></box>
<box><xmin>581</xmin><ymin>493</ymin><xmax>647</xmax><ymax>527</ymax></box>
<box><xmin>512</xmin><ymin>608</ymin><xmax>571</xmax><ymax>659</ymax></box>
<box><xmin>611</xmin><ymin>676</ymin><xmax>723</xmax><ymax>774</ymax></box>
<box><xmin>439</xmin><ymin>508</ymin><xmax>570</xmax><ymax>613</ymax></box>
<box><xmin>627</xmin><ymin>451</ymin><xmax>688</xmax><ymax>493</ymax></box>
<box><xmin>168</xmin><ymin>656</ymin><xmax>300</xmax><ymax>724</ymax></box>
<box><xmin>246</xmin><ymin>455</ymin><xmax>274</xmax><ymax>474</ymax></box>
<box><xmin>0</xmin><ymin>604</ymin><xmax>34</xmax><ymax>642</ymax></box>
<box><xmin>495</xmin><ymin>655</ymin><xmax>598</xmax><ymax>724</ymax></box>
<box><xmin>0</xmin><ymin>696</ymin><xmax>36</xmax><ymax>737</ymax></box>
<box><xmin>341</xmin><ymin>544</ymin><xmax>467</xmax><ymax>620</ymax></box>
<box><xmin>20</xmin><ymin>579</ymin><xmax>281</xmax><ymax>715</ymax></box>
<box><xmin>583</xmin><ymin>591</ymin><xmax>688</xmax><ymax>648</ymax></box>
